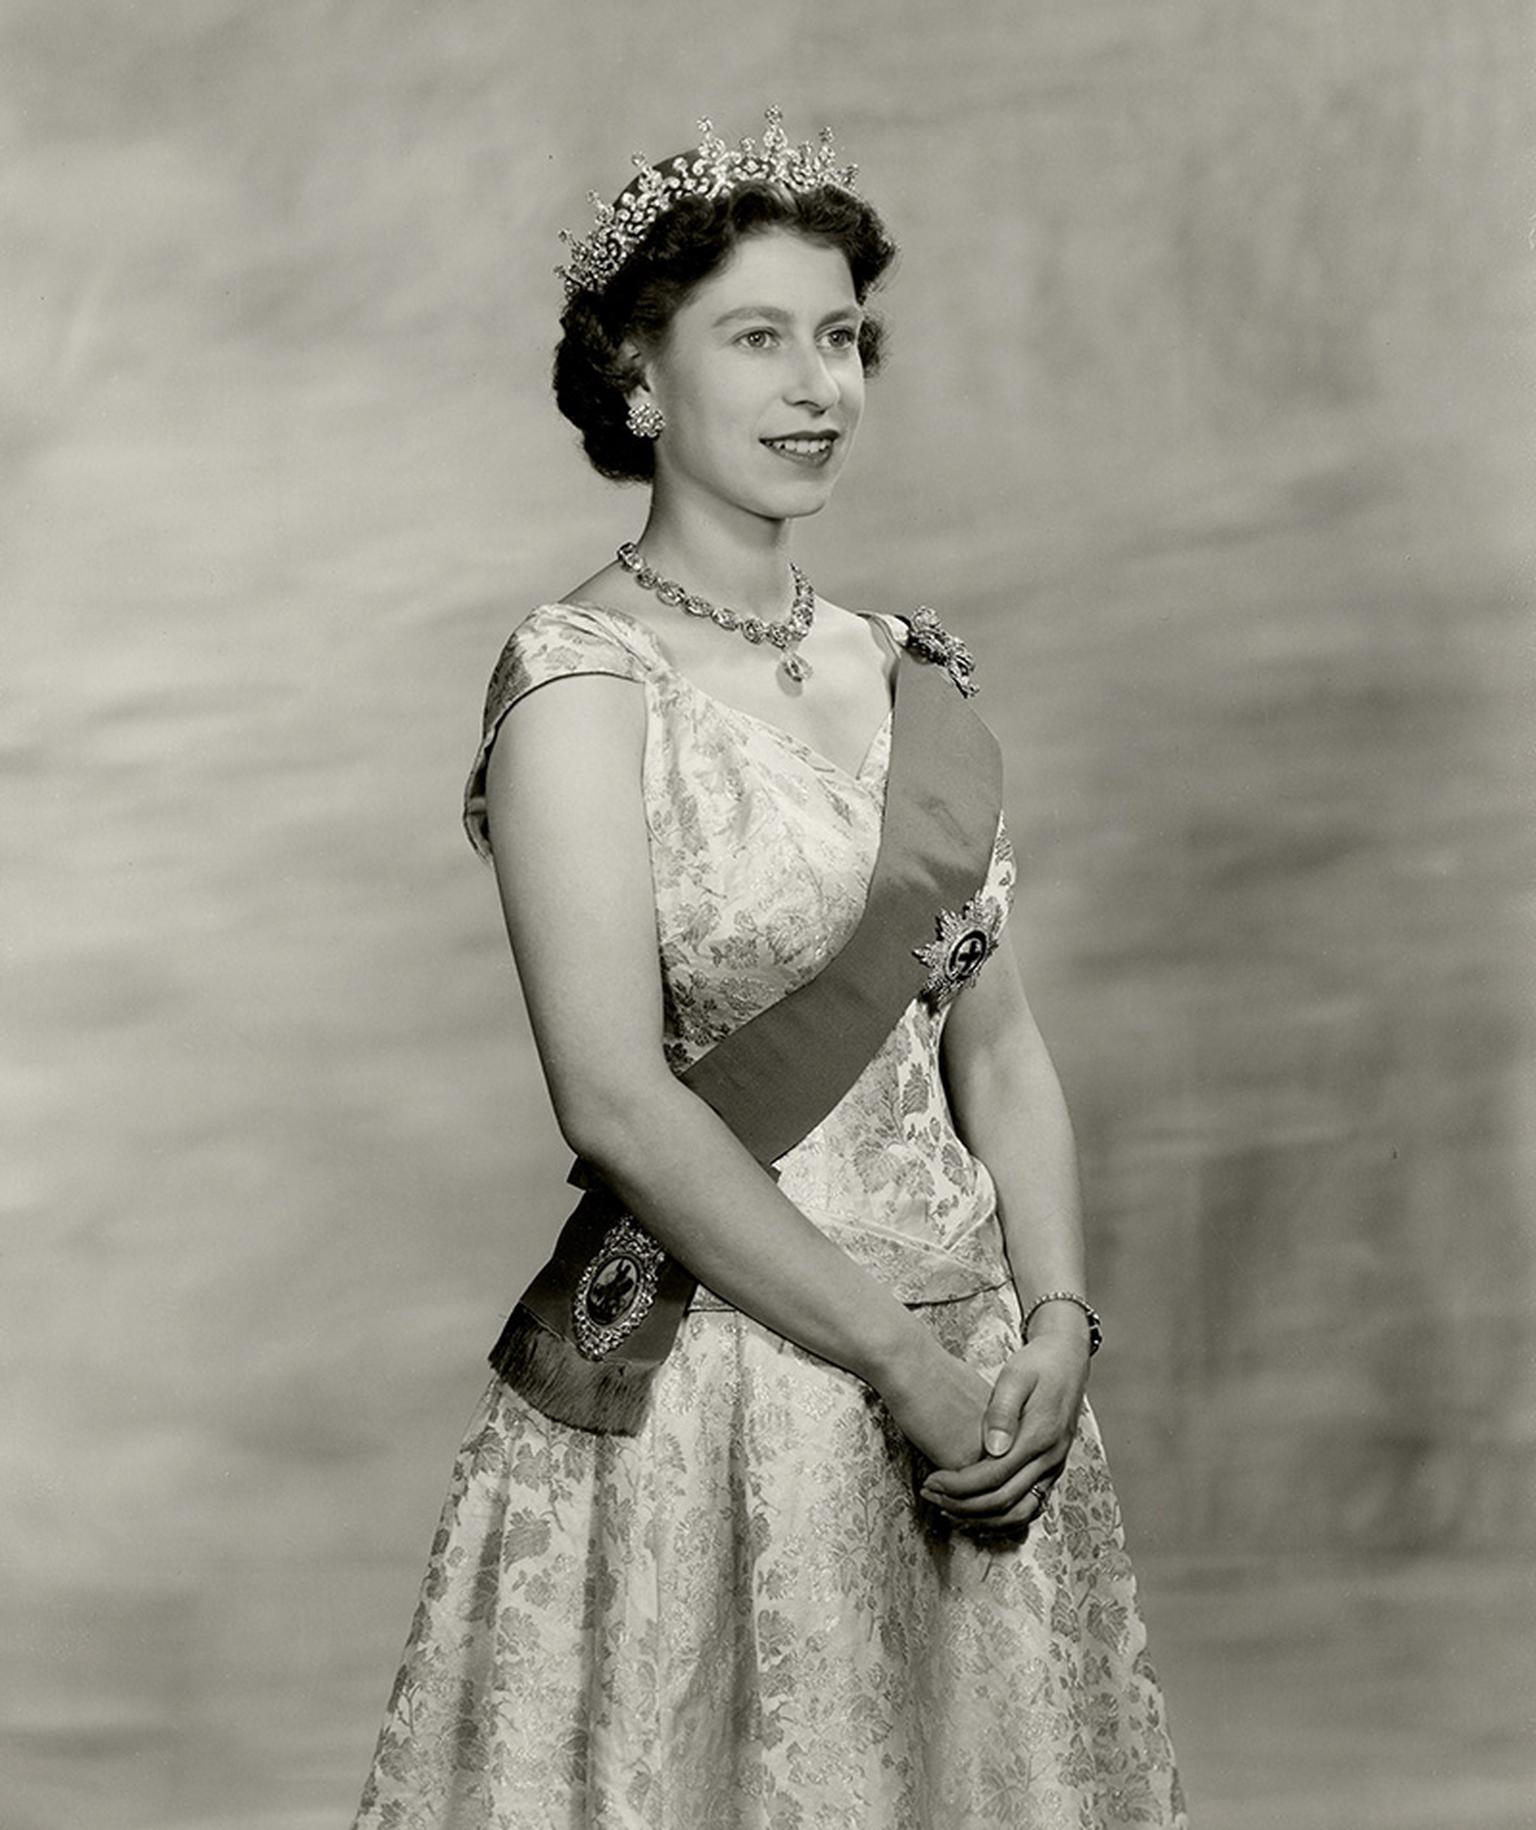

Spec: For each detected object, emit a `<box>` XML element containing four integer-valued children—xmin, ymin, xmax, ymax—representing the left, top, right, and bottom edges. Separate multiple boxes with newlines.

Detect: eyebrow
<box><xmin>711</xmin><ymin>303</ymin><xmax>863</xmax><ymax>328</ymax></box>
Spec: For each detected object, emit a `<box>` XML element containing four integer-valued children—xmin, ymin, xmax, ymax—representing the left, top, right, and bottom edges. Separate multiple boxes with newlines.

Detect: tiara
<box><xmin>556</xmin><ymin>105</ymin><xmax>860</xmax><ymax>301</ymax></box>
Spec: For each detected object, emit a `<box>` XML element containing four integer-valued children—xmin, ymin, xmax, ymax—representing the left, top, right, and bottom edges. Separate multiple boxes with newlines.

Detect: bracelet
<box><xmin>1021</xmin><ymin>1290</ymin><xmax>1102</xmax><ymax>1356</ymax></box>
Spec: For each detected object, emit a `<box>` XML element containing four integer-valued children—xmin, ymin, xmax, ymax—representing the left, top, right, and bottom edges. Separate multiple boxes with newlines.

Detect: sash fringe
<box><xmin>489</xmin><ymin>1305</ymin><xmax>657</xmax><ymax>1435</ymax></box>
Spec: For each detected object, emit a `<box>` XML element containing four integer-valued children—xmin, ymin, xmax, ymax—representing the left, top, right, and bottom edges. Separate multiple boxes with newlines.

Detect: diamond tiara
<box><xmin>556</xmin><ymin>105</ymin><xmax>860</xmax><ymax>302</ymax></box>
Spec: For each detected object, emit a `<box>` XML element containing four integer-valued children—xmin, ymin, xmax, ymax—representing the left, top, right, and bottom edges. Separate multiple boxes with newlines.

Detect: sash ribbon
<box><xmin>490</xmin><ymin>625</ymin><xmax>1005</xmax><ymax>1432</ymax></box>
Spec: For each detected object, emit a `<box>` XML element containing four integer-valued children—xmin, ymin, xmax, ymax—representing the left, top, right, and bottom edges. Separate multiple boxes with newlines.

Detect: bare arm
<box><xmin>917</xmin><ymin>929</ymin><xmax>1095</xmax><ymax>1529</ymax></box>
<box><xmin>483</xmin><ymin>670</ymin><xmax>992</xmax><ymax>1469</ymax></box>
<box><xmin>939</xmin><ymin>936</ymin><xmax>1093</xmax><ymax>1358</ymax></box>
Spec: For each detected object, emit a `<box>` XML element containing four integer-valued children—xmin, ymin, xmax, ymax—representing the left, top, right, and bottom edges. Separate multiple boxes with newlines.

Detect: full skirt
<box><xmin>353</xmin><ymin>1284</ymin><xmax>1188</xmax><ymax>1829</ymax></box>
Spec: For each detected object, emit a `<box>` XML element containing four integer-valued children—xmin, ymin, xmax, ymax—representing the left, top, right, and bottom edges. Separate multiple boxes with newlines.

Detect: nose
<box><xmin>786</xmin><ymin>339</ymin><xmax>839</xmax><ymax>412</ymax></box>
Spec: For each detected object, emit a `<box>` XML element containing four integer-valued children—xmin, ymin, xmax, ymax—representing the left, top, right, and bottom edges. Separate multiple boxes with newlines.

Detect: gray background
<box><xmin>4</xmin><ymin>2</ymin><xmax>1533</xmax><ymax>1825</ymax></box>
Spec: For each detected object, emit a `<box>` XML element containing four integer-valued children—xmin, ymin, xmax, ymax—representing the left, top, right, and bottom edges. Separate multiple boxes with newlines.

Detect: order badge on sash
<box><xmin>913</xmin><ymin>893</ymin><xmax>1005</xmax><ymax>1008</ymax></box>
<box><xmin>571</xmin><ymin>1217</ymin><xmax>667</xmax><ymax>1359</ymax></box>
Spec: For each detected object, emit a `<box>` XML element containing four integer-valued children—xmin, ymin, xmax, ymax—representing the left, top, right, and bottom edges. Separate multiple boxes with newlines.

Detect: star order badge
<box><xmin>572</xmin><ymin>1216</ymin><xmax>667</xmax><ymax>1360</ymax></box>
<box><xmin>904</xmin><ymin>605</ymin><xmax>978</xmax><ymax>697</ymax></box>
<box><xmin>913</xmin><ymin>894</ymin><xmax>1004</xmax><ymax>1007</ymax></box>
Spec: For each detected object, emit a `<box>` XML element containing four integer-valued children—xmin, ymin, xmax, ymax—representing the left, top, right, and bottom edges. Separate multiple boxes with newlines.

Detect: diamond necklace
<box><xmin>615</xmin><ymin>541</ymin><xmax>815</xmax><ymax>683</ymax></box>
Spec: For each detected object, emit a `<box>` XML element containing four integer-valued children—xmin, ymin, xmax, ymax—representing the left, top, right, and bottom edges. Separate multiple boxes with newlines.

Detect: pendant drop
<box><xmin>617</xmin><ymin>544</ymin><xmax>818</xmax><ymax>679</ymax></box>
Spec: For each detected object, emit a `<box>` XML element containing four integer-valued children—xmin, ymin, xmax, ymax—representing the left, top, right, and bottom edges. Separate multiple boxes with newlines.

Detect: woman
<box><xmin>354</xmin><ymin>109</ymin><xmax>1187</xmax><ymax>1829</ymax></box>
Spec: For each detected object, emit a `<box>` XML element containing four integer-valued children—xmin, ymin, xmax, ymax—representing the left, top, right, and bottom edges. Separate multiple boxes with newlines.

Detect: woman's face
<box><xmin>635</xmin><ymin>228</ymin><xmax>866</xmax><ymax>524</ymax></box>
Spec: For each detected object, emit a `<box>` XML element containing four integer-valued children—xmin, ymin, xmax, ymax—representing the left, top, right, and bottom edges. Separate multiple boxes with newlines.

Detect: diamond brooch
<box><xmin>913</xmin><ymin>895</ymin><xmax>1004</xmax><ymax>1007</ymax></box>
<box><xmin>904</xmin><ymin>606</ymin><xmax>978</xmax><ymax>697</ymax></box>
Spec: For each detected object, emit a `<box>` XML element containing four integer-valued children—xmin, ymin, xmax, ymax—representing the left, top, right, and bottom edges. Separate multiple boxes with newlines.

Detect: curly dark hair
<box><xmin>553</xmin><ymin>182</ymin><xmax>898</xmax><ymax>483</ymax></box>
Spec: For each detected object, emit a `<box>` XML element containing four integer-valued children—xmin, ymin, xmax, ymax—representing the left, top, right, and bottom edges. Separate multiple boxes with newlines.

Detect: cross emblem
<box><xmin>913</xmin><ymin>894</ymin><xmax>1004</xmax><ymax>1007</ymax></box>
<box><xmin>948</xmin><ymin>929</ymin><xmax>992</xmax><ymax>977</ymax></box>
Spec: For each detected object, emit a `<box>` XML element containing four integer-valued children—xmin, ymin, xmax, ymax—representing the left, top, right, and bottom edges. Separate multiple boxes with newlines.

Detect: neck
<box><xmin>633</xmin><ymin>493</ymin><xmax>800</xmax><ymax>621</ymax></box>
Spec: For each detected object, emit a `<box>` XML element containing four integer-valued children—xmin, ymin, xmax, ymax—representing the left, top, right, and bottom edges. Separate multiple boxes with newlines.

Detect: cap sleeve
<box><xmin>462</xmin><ymin>603</ymin><xmax>652</xmax><ymax>863</ymax></box>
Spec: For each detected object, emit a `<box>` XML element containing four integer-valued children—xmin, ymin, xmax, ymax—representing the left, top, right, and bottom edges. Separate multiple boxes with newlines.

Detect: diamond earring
<box><xmin>626</xmin><ymin>396</ymin><xmax>665</xmax><ymax>439</ymax></box>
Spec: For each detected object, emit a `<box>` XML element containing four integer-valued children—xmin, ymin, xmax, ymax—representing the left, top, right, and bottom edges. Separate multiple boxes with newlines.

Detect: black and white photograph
<box><xmin>5</xmin><ymin>4</ymin><xmax>1532</xmax><ymax>1827</ymax></box>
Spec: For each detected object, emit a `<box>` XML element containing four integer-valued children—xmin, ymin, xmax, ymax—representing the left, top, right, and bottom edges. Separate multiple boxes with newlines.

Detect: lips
<box><xmin>761</xmin><ymin>431</ymin><xmax>840</xmax><ymax>465</ymax></box>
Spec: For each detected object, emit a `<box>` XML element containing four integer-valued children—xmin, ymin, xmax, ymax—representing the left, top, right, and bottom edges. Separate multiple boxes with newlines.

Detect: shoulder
<box><xmin>480</xmin><ymin>601</ymin><xmax>662</xmax><ymax>720</ymax></box>
<box><xmin>462</xmin><ymin>602</ymin><xmax>657</xmax><ymax>865</ymax></box>
<box><xmin>500</xmin><ymin>597</ymin><xmax>663</xmax><ymax>676</ymax></box>
<box><xmin>862</xmin><ymin>607</ymin><xmax>913</xmax><ymax>652</ymax></box>
<box><xmin>838</xmin><ymin>598</ymin><xmax>966</xmax><ymax>650</ymax></box>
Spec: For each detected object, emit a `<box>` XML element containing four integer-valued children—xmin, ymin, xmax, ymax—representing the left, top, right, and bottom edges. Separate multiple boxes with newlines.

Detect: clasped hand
<box><xmin>887</xmin><ymin>1335</ymin><xmax>1089</xmax><ymax>1534</ymax></box>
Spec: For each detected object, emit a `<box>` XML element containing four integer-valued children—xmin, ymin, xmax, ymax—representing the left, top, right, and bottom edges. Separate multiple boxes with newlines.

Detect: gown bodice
<box><xmin>464</xmin><ymin>601</ymin><xmax>1019</xmax><ymax>1305</ymax></box>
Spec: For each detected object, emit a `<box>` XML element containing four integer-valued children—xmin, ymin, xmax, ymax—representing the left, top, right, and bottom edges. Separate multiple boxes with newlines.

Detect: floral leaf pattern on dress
<box><xmin>355</xmin><ymin>603</ymin><xmax>1188</xmax><ymax>1828</ymax></box>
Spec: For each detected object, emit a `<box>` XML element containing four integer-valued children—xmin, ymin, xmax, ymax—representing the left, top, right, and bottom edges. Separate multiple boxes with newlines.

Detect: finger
<box><xmin>922</xmin><ymin>1365</ymin><xmax>1079</xmax><ymax>1498</ymax></box>
<box><xmin>965</xmin><ymin>1467</ymin><xmax>1068</xmax><ymax>1534</ymax></box>
<box><xmin>926</xmin><ymin>1442</ymin><xmax>1070</xmax><ymax>1520</ymax></box>
<box><xmin>967</xmin><ymin>1494</ymin><xmax>1046</xmax><ymax>1534</ymax></box>
<box><xmin>981</xmin><ymin>1361</ymin><xmax>1037</xmax><ymax>1457</ymax></box>
<box><xmin>932</xmin><ymin>1451</ymin><xmax>1067</xmax><ymax>1521</ymax></box>
<box><xmin>922</xmin><ymin>1396</ymin><xmax>1073</xmax><ymax>1498</ymax></box>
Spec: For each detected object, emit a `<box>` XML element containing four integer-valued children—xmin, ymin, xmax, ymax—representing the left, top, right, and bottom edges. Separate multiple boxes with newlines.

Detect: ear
<box><xmin>615</xmin><ymin>336</ymin><xmax>655</xmax><ymax>401</ymax></box>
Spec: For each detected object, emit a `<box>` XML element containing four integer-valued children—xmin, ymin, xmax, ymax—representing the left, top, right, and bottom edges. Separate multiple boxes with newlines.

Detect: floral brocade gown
<box><xmin>353</xmin><ymin>602</ymin><xmax>1188</xmax><ymax>1830</ymax></box>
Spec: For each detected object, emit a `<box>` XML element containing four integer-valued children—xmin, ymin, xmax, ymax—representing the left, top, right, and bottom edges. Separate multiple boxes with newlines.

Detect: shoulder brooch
<box><xmin>903</xmin><ymin>606</ymin><xmax>978</xmax><ymax>697</ymax></box>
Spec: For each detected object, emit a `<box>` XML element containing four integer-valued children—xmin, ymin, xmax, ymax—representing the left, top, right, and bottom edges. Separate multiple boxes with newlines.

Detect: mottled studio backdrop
<box><xmin>4</xmin><ymin>3</ymin><xmax>1533</xmax><ymax>1826</ymax></box>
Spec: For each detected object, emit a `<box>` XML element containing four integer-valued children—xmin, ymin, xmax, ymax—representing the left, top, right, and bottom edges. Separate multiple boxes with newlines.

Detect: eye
<box><xmin>822</xmin><ymin>324</ymin><xmax>860</xmax><ymax>350</ymax></box>
<box><xmin>736</xmin><ymin>327</ymin><xmax>779</xmax><ymax>349</ymax></box>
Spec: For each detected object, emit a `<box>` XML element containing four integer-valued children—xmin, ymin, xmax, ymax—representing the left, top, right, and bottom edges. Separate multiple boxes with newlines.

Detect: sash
<box><xmin>489</xmin><ymin>619</ymin><xmax>1004</xmax><ymax>1432</ymax></box>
